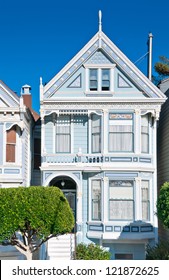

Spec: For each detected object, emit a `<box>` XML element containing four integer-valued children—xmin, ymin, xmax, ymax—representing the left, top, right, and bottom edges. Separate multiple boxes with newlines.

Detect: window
<box><xmin>91</xmin><ymin>180</ymin><xmax>101</xmax><ymax>220</ymax></box>
<box><xmin>109</xmin><ymin>180</ymin><xmax>134</xmax><ymax>220</ymax></box>
<box><xmin>109</xmin><ymin>114</ymin><xmax>133</xmax><ymax>152</ymax></box>
<box><xmin>6</xmin><ymin>126</ymin><xmax>16</xmax><ymax>162</ymax></box>
<box><xmin>141</xmin><ymin>180</ymin><xmax>150</xmax><ymax>221</ymax></box>
<box><xmin>91</xmin><ymin>114</ymin><xmax>101</xmax><ymax>153</ymax></box>
<box><xmin>115</xmin><ymin>253</ymin><xmax>133</xmax><ymax>260</ymax></box>
<box><xmin>34</xmin><ymin>138</ymin><xmax>41</xmax><ymax>169</ymax></box>
<box><xmin>89</xmin><ymin>68</ymin><xmax>110</xmax><ymax>91</ymax></box>
<box><xmin>141</xmin><ymin>114</ymin><xmax>149</xmax><ymax>153</ymax></box>
<box><xmin>102</xmin><ymin>69</ymin><xmax>110</xmax><ymax>90</ymax></box>
<box><xmin>56</xmin><ymin>115</ymin><xmax>71</xmax><ymax>153</ymax></box>
<box><xmin>89</xmin><ymin>69</ymin><xmax>98</xmax><ymax>91</ymax></box>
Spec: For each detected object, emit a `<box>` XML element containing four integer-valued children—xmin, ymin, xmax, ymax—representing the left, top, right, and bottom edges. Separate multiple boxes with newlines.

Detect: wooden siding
<box><xmin>73</xmin><ymin>116</ymin><xmax>88</xmax><ymax>153</ymax></box>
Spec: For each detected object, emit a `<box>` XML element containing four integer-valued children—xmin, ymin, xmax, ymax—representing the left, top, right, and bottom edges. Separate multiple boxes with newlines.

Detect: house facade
<box><xmin>39</xmin><ymin>20</ymin><xmax>166</xmax><ymax>259</ymax></box>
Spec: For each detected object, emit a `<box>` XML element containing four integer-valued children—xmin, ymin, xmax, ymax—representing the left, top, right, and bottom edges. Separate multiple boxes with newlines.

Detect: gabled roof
<box><xmin>43</xmin><ymin>29</ymin><xmax>166</xmax><ymax>101</ymax></box>
<box><xmin>0</xmin><ymin>80</ymin><xmax>20</xmax><ymax>107</ymax></box>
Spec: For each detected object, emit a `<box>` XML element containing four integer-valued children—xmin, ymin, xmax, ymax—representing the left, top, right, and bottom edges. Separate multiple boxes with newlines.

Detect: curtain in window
<box><xmin>56</xmin><ymin>115</ymin><xmax>71</xmax><ymax>153</ymax></box>
<box><xmin>141</xmin><ymin>180</ymin><xmax>150</xmax><ymax>220</ymax></box>
<box><xmin>109</xmin><ymin>125</ymin><xmax>133</xmax><ymax>152</ymax></box>
<box><xmin>92</xmin><ymin>180</ymin><xmax>101</xmax><ymax>220</ymax></box>
<box><xmin>109</xmin><ymin>181</ymin><xmax>134</xmax><ymax>220</ymax></box>
<box><xmin>91</xmin><ymin>114</ymin><xmax>101</xmax><ymax>153</ymax></box>
<box><xmin>141</xmin><ymin>115</ymin><xmax>149</xmax><ymax>153</ymax></box>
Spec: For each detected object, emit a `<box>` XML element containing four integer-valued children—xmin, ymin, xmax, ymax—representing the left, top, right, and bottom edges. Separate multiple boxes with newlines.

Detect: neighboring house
<box><xmin>0</xmin><ymin>81</ymin><xmax>39</xmax><ymax>259</ymax></box>
<box><xmin>39</xmin><ymin>18</ymin><xmax>166</xmax><ymax>260</ymax></box>
<box><xmin>157</xmin><ymin>77</ymin><xmax>169</xmax><ymax>241</ymax></box>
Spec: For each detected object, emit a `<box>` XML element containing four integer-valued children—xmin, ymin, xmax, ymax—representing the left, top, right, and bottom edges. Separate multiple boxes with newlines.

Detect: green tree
<box><xmin>146</xmin><ymin>241</ymin><xmax>169</xmax><ymax>260</ymax></box>
<box><xmin>157</xmin><ymin>182</ymin><xmax>169</xmax><ymax>229</ymax></box>
<box><xmin>0</xmin><ymin>186</ymin><xmax>74</xmax><ymax>260</ymax></box>
<box><xmin>75</xmin><ymin>243</ymin><xmax>111</xmax><ymax>260</ymax></box>
<box><xmin>153</xmin><ymin>56</ymin><xmax>169</xmax><ymax>84</ymax></box>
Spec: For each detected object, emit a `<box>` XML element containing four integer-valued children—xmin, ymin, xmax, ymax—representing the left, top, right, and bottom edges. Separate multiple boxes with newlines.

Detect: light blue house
<box><xmin>39</xmin><ymin>13</ymin><xmax>166</xmax><ymax>260</ymax></box>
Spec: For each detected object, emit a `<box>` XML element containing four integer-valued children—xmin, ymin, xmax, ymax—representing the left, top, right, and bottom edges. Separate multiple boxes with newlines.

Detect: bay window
<box><xmin>109</xmin><ymin>180</ymin><xmax>134</xmax><ymax>220</ymax></box>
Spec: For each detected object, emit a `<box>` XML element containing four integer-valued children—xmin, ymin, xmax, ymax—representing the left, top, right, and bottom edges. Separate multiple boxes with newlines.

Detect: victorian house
<box><xmin>0</xmin><ymin>81</ymin><xmax>39</xmax><ymax>259</ymax></box>
<box><xmin>39</xmin><ymin>13</ymin><xmax>166</xmax><ymax>260</ymax></box>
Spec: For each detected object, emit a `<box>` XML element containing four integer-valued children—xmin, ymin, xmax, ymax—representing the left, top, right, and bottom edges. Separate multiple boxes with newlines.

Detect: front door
<box><xmin>63</xmin><ymin>190</ymin><xmax>76</xmax><ymax>220</ymax></box>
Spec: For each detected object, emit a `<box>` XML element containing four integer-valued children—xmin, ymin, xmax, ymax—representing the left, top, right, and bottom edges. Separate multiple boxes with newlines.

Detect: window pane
<box><xmin>92</xmin><ymin>180</ymin><xmax>101</xmax><ymax>220</ymax></box>
<box><xmin>90</xmin><ymin>69</ymin><xmax>98</xmax><ymax>91</ymax></box>
<box><xmin>109</xmin><ymin>181</ymin><xmax>134</xmax><ymax>220</ymax></box>
<box><xmin>6</xmin><ymin>127</ymin><xmax>16</xmax><ymax>162</ymax></box>
<box><xmin>109</xmin><ymin>115</ymin><xmax>133</xmax><ymax>152</ymax></box>
<box><xmin>91</xmin><ymin>114</ymin><xmax>101</xmax><ymax>153</ymax></box>
<box><xmin>141</xmin><ymin>115</ymin><xmax>149</xmax><ymax>153</ymax></box>
<box><xmin>102</xmin><ymin>69</ymin><xmax>110</xmax><ymax>90</ymax></box>
<box><xmin>56</xmin><ymin>116</ymin><xmax>71</xmax><ymax>153</ymax></box>
<box><xmin>109</xmin><ymin>200</ymin><xmax>134</xmax><ymax>220</ymax></box>
<box><xmin>141</xmin><ymin>181</ymin><xmax>149</xmax><ymax>220</ymax></box>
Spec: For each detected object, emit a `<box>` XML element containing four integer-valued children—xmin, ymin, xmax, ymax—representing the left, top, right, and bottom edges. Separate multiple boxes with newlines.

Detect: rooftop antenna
<box><xmin>99</xmin><ymin>10</ymin><xmax>102</xmax><ymax>32</ymax></box>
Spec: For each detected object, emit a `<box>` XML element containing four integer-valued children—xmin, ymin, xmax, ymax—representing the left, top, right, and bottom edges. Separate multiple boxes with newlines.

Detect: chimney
<box><xmin>22</xmin><ymin>84</ymin><xmax>32</xmax><ymax>109</ymax></box>
<box><xmin>147</xmin><ymin>33</ymin><xmax>153</xmax><ymax>81</ymax></box>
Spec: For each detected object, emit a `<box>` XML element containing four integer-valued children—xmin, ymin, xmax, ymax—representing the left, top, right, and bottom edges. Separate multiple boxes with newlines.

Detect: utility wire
<box><xmin>134</xmin><ymin>52</ymin><xmax>149</xmax><ymax>65</ymax></box>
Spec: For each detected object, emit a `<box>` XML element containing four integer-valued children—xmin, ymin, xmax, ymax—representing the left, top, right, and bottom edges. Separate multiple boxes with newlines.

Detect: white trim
<box><xmin>83</xmin><ymin>64</ymin><xmax>116</xmax><ymax>68</ymax></box>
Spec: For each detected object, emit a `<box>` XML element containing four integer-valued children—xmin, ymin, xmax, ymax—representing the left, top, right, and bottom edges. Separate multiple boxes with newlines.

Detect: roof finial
<box><xmin>99</xmin><ymin>10</ymin><xmax>102</xmax><ymax>32</ymax></box>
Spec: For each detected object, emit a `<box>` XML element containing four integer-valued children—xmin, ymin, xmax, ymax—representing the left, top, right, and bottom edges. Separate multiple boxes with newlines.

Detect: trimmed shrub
<box><xmin>75</xmin><ymin>243</ymin><xmax>111</xmax><ymax>260</ymax></box>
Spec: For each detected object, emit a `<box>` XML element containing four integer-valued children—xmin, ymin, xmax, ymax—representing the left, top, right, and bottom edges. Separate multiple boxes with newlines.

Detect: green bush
<box><xmin>157</xmin><ymin>182</ymin><xmax>169</xmax><ymax>229</ymax></box>
<box><xmin>75</xmin><ymin>243</ymin><xmax>111</xmax><ymax>260</ymax></box>
<box><xmin>146</xmin><ymin>241</ymin><xmax>169</xmax><ymax>260</ymax></box>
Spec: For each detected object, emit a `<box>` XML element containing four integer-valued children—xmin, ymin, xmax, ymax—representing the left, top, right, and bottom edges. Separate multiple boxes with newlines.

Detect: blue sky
<box><xmin>0</xmin><ymin>0</ymin><xmax>169</xmax><ymax>113</ymax></box>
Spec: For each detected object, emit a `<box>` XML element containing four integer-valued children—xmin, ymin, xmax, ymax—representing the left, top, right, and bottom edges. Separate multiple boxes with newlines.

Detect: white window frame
<box><xmin>5</xmin><ymin>125</ymin><xmax>21</xmax><ymax>165</ymax></box>
<box><xmin>108</xmin><ymin>113</ymin><xmax>134</xmax><ymax>153</ymax></box>
<box><xmin>89</xmin><ymin>178</ymin><xmax>102</xmax><ymax>221</ymax></box>
<box><xmin>109</xmin><ymin>180</ymin><xmax>134</xmax><ymax>221</ymax></box>
<box><xmin>141</xmin><ymin>180</ymin><xmax>150</xmax><ymax>221</ymax></box>
<box><xmin>141</xmin><ymin>114</ymin><xmax>150</xmax><ymax>154</ymax></box>
<box><xmin>84</xmin><ymin>64</ymin><xmax>116</xmax><ymax>93</ymax></box>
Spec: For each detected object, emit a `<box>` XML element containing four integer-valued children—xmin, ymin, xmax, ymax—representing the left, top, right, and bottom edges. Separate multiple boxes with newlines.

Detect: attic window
<box><xmin>89</xmin><ymin>68</ymin><xmax>110</xmax><ymax>91</ymax></box>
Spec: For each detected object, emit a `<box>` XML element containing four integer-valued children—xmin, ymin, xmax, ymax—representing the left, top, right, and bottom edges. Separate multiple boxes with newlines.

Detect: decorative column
<box><xmin>135</xmin><ymin>177</ymin><xmax>142</xmax><ymax>221</ymax></box>
<box><xmin>102</xmin><ymin>176</ymin><xmax>109</xmax><ymax>222</ymax></box>
<box><xmin>103</xmin><ymin>109</ymin><xmax>108</xmax><ymax>154</ymax></box>
<box><xmin>134</xmin><ymin>109</ymin><xmax>141</xmax><ymax>154</ymax></box>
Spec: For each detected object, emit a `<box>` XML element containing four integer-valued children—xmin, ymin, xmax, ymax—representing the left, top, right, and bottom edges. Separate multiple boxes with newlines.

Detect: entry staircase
<box><xmin>47</xmin><ymin>234</ymin><xmax>75</xmax><ymax>260</ymax></box>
